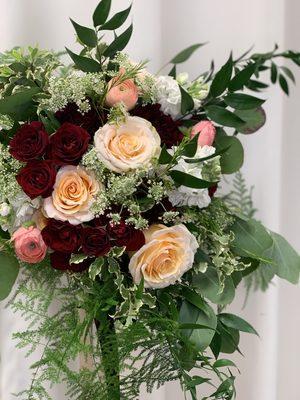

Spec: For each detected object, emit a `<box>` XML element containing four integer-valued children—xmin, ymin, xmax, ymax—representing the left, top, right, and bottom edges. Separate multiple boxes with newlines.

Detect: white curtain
<box><xmin>0</xmin><ymin>1</ymin><xmax>299</xmax><ymax>399</ymax></box>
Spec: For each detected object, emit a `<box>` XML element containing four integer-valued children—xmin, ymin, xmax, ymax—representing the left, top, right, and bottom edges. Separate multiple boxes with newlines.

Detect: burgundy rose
<box><xmin>48</xmin><ymin>122</ymin><xmax>90</xmax><ymax>165</ymax></box>
<box><xmin>16</xmin><ymin>160</ymin><xmax>57</xmax><ymax>199</ymax></box>
<box><xmin>142</xmin><ymin>198</ymin><xmax>175</xmax><ymax>224</ymax></box>
<box><xmin>209</xmin><ymin>184</ymin><xmax>218</xmax><ymax>198</ymax></box>
<box><xmin>107</xmin><ymin>220</ymin><xmax>145</xmax><ymax>251</ymax></box>
<box><xmin>9</xmin><ymin>121</ymin><xmax>49</xmax><ymax>162</ymax></box>
<box><xmin>131</xmin><ymin>104</ymin><xmax>183</xmax><ymax>148</ymax></box>
<box><xmin>55</xmin><ymin>102</ymin><xmax>103</xmax><ymax>136</ymax></box>
<box><xmin>50</xmin><ymin>251</ymin><xmax>92</xmax><ymax>273</ymax></box>
<box><xmin>81</xmin><ymin>226</ymin><xmax>111</xmax><ymax>257</ymax></box>
<box><xmin>42</xmin><ymin>219</ymin><xmax>81</xmax><ymax>253</ymax></box>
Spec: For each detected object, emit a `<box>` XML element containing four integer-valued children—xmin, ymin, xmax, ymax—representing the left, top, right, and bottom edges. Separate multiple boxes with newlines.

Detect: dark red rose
<box><xmin>107</xmin><ymin>220</ymin><xmax>145</xmax><ymax>251</ymax></box>
<box><xmin>48</xmin><ymin>122</ymin><xmax>90</xmax><ymax>165</ymax></box>
<box><xmin>42</xmin><ymin>219</ymin><xmax>81</xmax><ymax>253</ymax></box>
<box><xmin>50</xmin><ymin>251</ymin><xmax>92</xmax><ymax>273</ymax></box>
<box><xmin>142</xmin><ymin>198</ymin><xmax>175</xmax><ymax>224</ymax></box>
<box><xmin>55</xmin><ymin>102</ymin><xmax>104</xmax><ymax>136</ymax></box>
<box><xmin>81</xmin><ymin>226</ymin><xmax>111</xmax><ymax>257</ymax></box>
<box><xmin>131</xmin><ymin>104</ymin><xmax>183</xmax><ymax>148</ymax></box>
<box><xmin>16</xmin><ymin>160</ymin><xmax>57</xmax><ymax>199</ymax></box>
<box><xmin>9</xmin><ymin>121</ymin><xmax>49</xmax><ymax>162</ymax></box>
<box><xmin>209</xmin><ymin>184</ymin><xmax>218</xmax><ymax>198</ymax></box>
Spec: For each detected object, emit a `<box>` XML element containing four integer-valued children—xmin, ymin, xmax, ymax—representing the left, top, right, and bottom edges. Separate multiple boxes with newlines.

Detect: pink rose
<box><xmin>12</xmin><ymin>226</ymin><xmax>47</xmax><ymax>264</ymax></box>
<box><xmin>105</xmin><ymin>69</ymin><xmax>138</xmax><ymax>111</ymax></box>
<box><xmin>191</xmin><ymin>120</ymin><xmax>216</xmax><ymax>147</ymax></box>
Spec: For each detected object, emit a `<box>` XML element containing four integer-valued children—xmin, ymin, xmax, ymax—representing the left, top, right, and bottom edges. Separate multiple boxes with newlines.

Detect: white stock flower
<box><xmin>129</xmin><ymin>224</ymin><xmax>199</xmax><ymax>289</ymax></box>
<box><xmin>168</xmin><ymin>146</ymin><xmax>216</xmax><ymax>209</ymax></box>
<box><xmin>155</xmin><ymin>76</ymin><xmax>182</xmax><ymax>119</ymax></box>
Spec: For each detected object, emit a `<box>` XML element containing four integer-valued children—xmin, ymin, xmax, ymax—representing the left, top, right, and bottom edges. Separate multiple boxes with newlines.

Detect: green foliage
<box><xmin>215</xmin><ymin>133</ymin><xmax>244</xmax><ymax>174</ymax></box>
<box><xmin>224</xmin><ymin>93</ymin><xmax>265</xmax><ymax>110</ymax></box>
<box><xmin>93</xmin><ymin>0</ymin><xmax>112</xmax><ymax>26</ymax></box>
<box><xmin>179</xmin><ymin>85</ymin><xmax>194</xmax><ymax>114</ymax></box>
<box><xmin>65</xmin><ymin>48</ymin><xmax>102</xmax><ymax>72</ymax></box>
<box><xmin>100</xmin><ymin>5</ymin><xmax>132</xmax><ymax>31</ymax></box>
<box><xmin>0</xmin><ymin>250</ymin><xmax>19</xmax><ymax>300</ymax></box>
<box><xmin>170</xmin><ymin>43</ymin><xmax>206</xmax><ymax>64</ymax></box>
<box><xmin>234</xmin><ymin>107</ymin><xmax>266</xmax><ymax>134</ymax></box>
<box><xmin>209</xmin><ymin>55</ymin><xmax>233</xmax><ymax>97</ymax></box>
<box><xmin>170</xmin><ymin>170</ymin><xmax>217</xmax><ymax>189</ymax></box>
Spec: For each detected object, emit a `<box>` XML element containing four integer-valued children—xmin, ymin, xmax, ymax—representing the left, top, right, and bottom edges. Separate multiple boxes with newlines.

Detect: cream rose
<box><xmin>94</xmin><ymin>116</ymin><xmax>161</xmax><ymax>173</ymax></box>
<box><xmin>129</xmin><ymin>224</ymin><xmax>199</xmax><ymax>289</ymax></box>
<box><xmin>43</xmin><ymin>166</ymin><xmax>100</xmax><ymax>225</ymax></box>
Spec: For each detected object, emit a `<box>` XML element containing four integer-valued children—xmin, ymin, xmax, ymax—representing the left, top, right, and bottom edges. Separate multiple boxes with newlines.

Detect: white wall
<box><xmin>0</xmin><ymin>1</ymin><xmax>300</xmax><ymax>399</ymax></box>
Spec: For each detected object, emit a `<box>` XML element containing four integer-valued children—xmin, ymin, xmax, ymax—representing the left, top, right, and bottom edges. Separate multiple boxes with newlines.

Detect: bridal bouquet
<box><xmin>1</xmin><ymin>1</ymin><xmax>300</xmax><ymax>399</ymax></box>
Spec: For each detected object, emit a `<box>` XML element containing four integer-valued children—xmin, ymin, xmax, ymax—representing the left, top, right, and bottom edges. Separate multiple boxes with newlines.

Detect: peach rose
<box><xmin>12</xmin><ymin>226</ymin><xmax>47</xmax><ymax>264</ymax></box>
<box><xmin>191</xmin><ymin>120</ymin><xmax>216</xmax><ymax>147</ymax></box>
<box><xmin>43</xmin><ymin>166</ymin><xmax>100</xmax><ymax>225</ymax></box>
<box><xmin>105</xmin><ymin>69</ymin><xmax>138</xmax><ymax>111</ymax></box>
<box><xmin>94</xmin><ymin>116</ymin><xmax>161</xmax><ymax>173</ymax></box>
<box><xmin>129</xmin><ymin>224</ymin><xmax>198</xmax><ymax>289</ymax></box>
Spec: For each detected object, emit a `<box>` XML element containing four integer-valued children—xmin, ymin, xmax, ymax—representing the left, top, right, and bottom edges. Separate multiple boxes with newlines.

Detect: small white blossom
<box><xmin>0</xmin><ymin>202</ymin><xmax>11</xmax><ymax>217</ymax></box>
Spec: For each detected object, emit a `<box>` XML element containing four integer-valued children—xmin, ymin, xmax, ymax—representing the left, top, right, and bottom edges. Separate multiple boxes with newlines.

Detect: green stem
<box><xmin>96</xmin><ymin>314</ymin><xmax>121</xmax><ymax>400</ymax></box>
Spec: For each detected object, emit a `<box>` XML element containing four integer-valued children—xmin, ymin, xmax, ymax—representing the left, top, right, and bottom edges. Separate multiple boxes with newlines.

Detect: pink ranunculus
<box><xmin>105</xmin><ymin>69</ymin><xmax>138</xmax><ymax>111</ymax></box>
<box><xmin>12</xmin><ymin>226</ymin><xmax>47</xmax><ymax>264</ymax></box>
<box><xmin>191</xmin><ymin>120</ymin><xmax>216</xmax><ymax>147</ymax></box>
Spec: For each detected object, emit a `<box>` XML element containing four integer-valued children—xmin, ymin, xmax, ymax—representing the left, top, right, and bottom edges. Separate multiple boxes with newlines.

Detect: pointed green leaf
<box><xmin>179</xmin><ymin>85</ymin><xmax>194</xmax><ymax>115</ymax></box>
<box><xmin>281</xmin><ymin>66</ymin><xmax>296</xmax><ymax>83</ymax></box>
<box><xmin>218</xmin><ymin>313</ymin><xmax>259</xmax><ymax>335</ymax></box>
<box><xmin>271</xmin><ymin>62</ymin><xmax>278</xmax><ymax>84</ymax></box>
<box><xmin>66</xmin><ymin>48</ymin><xmax>101</xmax><ymax>72</ymax></box>
<box><xmin>279</xmin><ymin>74</ymin><xmax>289</xmax><ymax>95</ymax></box>
<box><xmin>228</xmin><ymin>62</ymin><xmax>256</xmax><ymax>91</ymax></box>
<box><xmin>209</xmin><ymin>55</ymin><xmax>233</xmax><ymax>97</ymax></box>
<box><xmin>224</xmin><ymin>93</ymin><xmax>265</xmax><ymax>110</ymax></box>
<box><xmin>103</xmin><ymin>24</ymin><xmax>133</xmax><ymax>57</ymax></box>
<box><xmin>0</xmin><ymin>87</ymin><xmax>40</xmax><ymax>121</ymax></box>
<box><xmin>170</xmin><ymin>43</ymin><xmax>206</xmax><ymax>64</ymax></box>
<box><xmin>158</xmin><ymin>146</ymin><xmax>173</xmax><ymax>164</ymax></box>
<box><xmin>170</xmin><ymin>170</ymin><xmax>217</xmax><ymax>189</ymax></box>
<box><xmin>100</xmin><ymin>5</ymin><xmax>132</xmax><ymax>30</ymax></box>
<box><xmin>0</xmin><ymin>252</ymin><xmax>19</xmax><ymax>301</ymax></box>
<box><xmin>93</xmin><ymin>0</ymin><xmax>112</xmax><ymax>26</ymax></box>
<box><xmin>70</xmin><ymin>19</ymin><xmax>97</xmax><ymax>47</ymax></box>
<box><xmin>205</xmin><ymin>105</ymin><xmax>245</xmax><ymax>129</ymax></box>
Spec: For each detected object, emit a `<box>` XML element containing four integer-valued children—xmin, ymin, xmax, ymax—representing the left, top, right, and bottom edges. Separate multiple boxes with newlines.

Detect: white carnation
<box><xmin>155</xmin><ymin>76</ymin><xmax>181</xmax><ymax>119</ymax></box>
<box><xmin>168</xmin><ymin>146</ymin><xmax>216</xmax><ymax>209</ymax></box>
<box><xmin>10</xmin><ymin>193</ymin><xmax>41</xmax><ymax>230</ymax></box>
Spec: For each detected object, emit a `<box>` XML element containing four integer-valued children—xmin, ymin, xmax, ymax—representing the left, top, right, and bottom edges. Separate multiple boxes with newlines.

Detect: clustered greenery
<box><xmin>0</xmin><ymin>1</ymin><xmax>300</xmax><ymax>400</ymax></box>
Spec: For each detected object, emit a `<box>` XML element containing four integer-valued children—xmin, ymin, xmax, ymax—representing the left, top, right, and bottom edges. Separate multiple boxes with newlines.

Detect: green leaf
<box><xmin>93</xmin><ymin>0</ymin><xmax>112</xmax><ymax>26</ymax></box>
<box><xmin>168</xmin><ymin>65</ymin><xmax>176</xmax><ymax>78</ymax></box>
<box><xmin>185</xmin><ymin>376</ymin><xmax>211</xmax><ymax>388</ymax></box>
<box><xmin>182</xmin><ymin>133</ymin><xmax>199</xmax><ymax>158</ymax></box>
<box><xmin>193</xmin><ymin>266</ymin><xmax>235</xmax><ymax>306</ymax></box>
<box><xmin>217</xmin><ymin>323</ymin><xmax>240</xmax><ymax>354</ymax></box>
<box><xmin>0</xmin><ymin>252</ymin><xmax>19</xmax><ymax>301</ymax></box>
<box><xmin>170</xmin><ymin>43</ymin><xmax>206</xmax><ymax>64</ymax></box>
<box><xmin>103</xmin><ymin>24</ymin><xmax>133</xmax><ymax>57</ymax></box>
<box><xmin>224</xmin><ymin>93</ymin><xmax>265</xmax><ymax>110</ymax></box>
<box><xmin>9</xmin><ymin>62</ymin><xmax>26</xmax><ymax>73</ymax></box>
<box><xmin>179</xmin><ymin>85</ymin><xmax>194</xmax><ymax>115</ymax></box>
<box><xmin>279</xmin><ymin>74</ymin><xmax>289</xmax><ymax>95</ymax></box>
<box><xmin>66</xmin><ymin>48</ymin><xmax>101</xmax><ymax>72</ymax></box>
<box><xmin>70</xmin><ymin>19</ymin><xmax>97</xmax><ymax>47</ymax></box>
<box><xmin>70</xmin><ymin>253</ymin><xmax>89</xmax><ymax>264</ymax></box>
<box><xmin>89</xmin><ymin>257</ymin><xmax>105</xmax><ymax>281</ymax></box>
<box><xmin>230</xmin><ymin>218</ymin><xmax>273</xmax><ymax>261</ymax></box>
<box><xmin>234</xmin><ymin>107</ymin><xmax>266</xmax><ymax>134</ymax></box>
<box><xmin>228</xmin><ymin>62</ymin><xmax>256</xmax><ymax>91</ymax></box>
<box><xmin>100</xmin><ymin>5</ymin><xmax>132</xmax><ymax>30</ymax></box>
<box><xmin>182</xmin><ymin>287</ymin><xmax>212</xmax><ymax>316</ymax></box>
<box><xmin>213</xmin><ymin>359</ymin><xmax>237</xmax><ymax>369</ymax></box>
<box><xmin>184</xmin><ymin>145</ymin><xmax>231</xmax><ymax>164</ymax></box>
<box><xmin>205</xmin><ymin>105</ymin><xmax>245</xmax><ymax>129</ymax></box>
<box><xmin>271</xmin><ymin>62</ymin><xmax>278</xmax><ymax>84</ymax></box>
<box><xmin>215</xmin><ymin>134</ymin><xmax>244</xmax><ymax>174</ymax></box>
<box><xmin>209</xmin><ymin>55</ymin><xmax>233</xmax><ymax>97</ymax></box>
<box><xmin>218</xmin><ymin>313</ymin><xmax>259</xmax><ymax>335</ymax></box>
<box><xmin>170</xmin><ymin>170</ymin><xmax>217</xmax><ymax>189</ymax></box>
<box><xmin>262</xmin><ymin>232</ymin><xmax>300</xmax><ymax>284</ymax></box>
<box><xmin>281</xmin><ymin>66</ymin><xmax>296</xmax><ymax>83</ymax></box>
<box><xmin>247</xmin><ymin>79</ymin><xmax>269</xmax><ymax>91</ymax></box>
<box><xmin>0</xmin><ymin>87</ymin><xmax>40</xmax><ymax>121</ymax></box>
<box><xmin>179</xmin><ymin>300</ymin><xmax>217</xmax><ymax>351</ymax></box>
<box><xmin>158</xmin><ymin>146</ymin><xmax>173</xmax><ymax>164</ymax></box>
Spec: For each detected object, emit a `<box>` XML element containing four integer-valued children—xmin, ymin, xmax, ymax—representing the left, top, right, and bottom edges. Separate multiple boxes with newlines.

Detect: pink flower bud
<box><xmin>191</xmin><ymin>120</ymin><xmax>216</xmax><ymax>147</ymax></box>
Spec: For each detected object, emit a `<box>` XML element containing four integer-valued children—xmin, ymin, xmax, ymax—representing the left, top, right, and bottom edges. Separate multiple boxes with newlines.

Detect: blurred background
<box><xmin>0</xmin><ymin>0</ymin><xmax>299</xmax><ymax>399</ymax></box>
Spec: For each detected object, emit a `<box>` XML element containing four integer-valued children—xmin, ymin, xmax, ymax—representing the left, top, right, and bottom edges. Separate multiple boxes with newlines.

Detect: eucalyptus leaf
<box><xmin>66</xmin><ymin>48</ymin><xmax>101</xmax><ymax>72</ymax></box>
<box><xmin>0</xmin><ymin>252</ymin><xmax>19</xmax><ymax>301</ymax></box>
<box><xmin>179</xmin><ymin>300</ymin><xmax>217</xmax><ymax>351</ymax></box>
<box><xmin>170</xmin><ymin>43</ymin><xmax>206</xmax><ymax>64</ymax></box>
<box><xmin>93</xmin><ymin>0</ymin><xmax>112</xmax><ymax>26</ymax></box>
<box><xmin>70</xmin><ymin>19</ymin><xmax>97</xmax><ymax>47</ymax></box>
<box><xmin>100</xmin><ymin>5</ymin><xmax>132</xmax><ymax>31</ymax></box>
<box><xmin>215</xmin><ymin>134</ymin><xmax>244</xmax><ymax>174</ymax></box>
<box><xmin>234</xmin><ymin>107</ymin><xmax>266</xmax><ymax>134</ymax></box>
